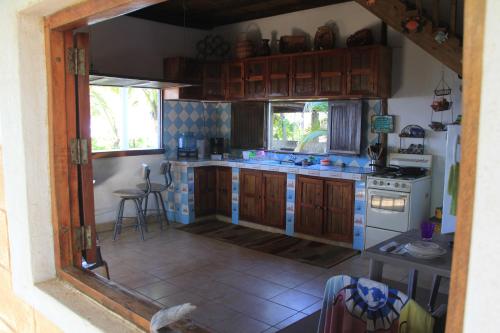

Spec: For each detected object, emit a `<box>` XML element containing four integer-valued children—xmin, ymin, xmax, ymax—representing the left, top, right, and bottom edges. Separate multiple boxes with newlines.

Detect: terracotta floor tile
<box><xmin>301</xmin><ymin>300</ymin><xmax>323</xmax><ymax>315</ymax></box>
<box><xmin>211</xmin><ymin>313</ymin><xmax>270</xmax><ymax>333</ymax></box>
<box><xmin>135</xmin><ymin>281</ymin><xmax>182</xmax><ymax>300</ymax></box>
<box><xmin>270</xmin><ymin>289</ymin><xmax>322</xmax><ymax>311</ymax></box>
<box><xmin>274</xmin><ymin>311</ymin><xmax>308</xmax><ymax>329</ymax></box>
<box><xmin>156</xmin><ymin>290</ymin><xmax>207</xmax><ymax>308</ymax></box>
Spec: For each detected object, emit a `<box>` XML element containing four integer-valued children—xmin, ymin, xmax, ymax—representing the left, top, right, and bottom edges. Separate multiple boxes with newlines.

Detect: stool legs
<box><xmin>157</xmin><ymin>192</ymin><xmax>169</xmax><ymax>225</ymax></box>
<box><xmin>152</xmin><ymin>192</ymin><xmax>163</xmax><ymax>230</ymax></box>
<box><xmin>133</xmin><ymin>198</ymin><xmax>146</xmax><ymax>241</ymax></box>
<box><xmin>113</xmin><ymin>199</ymin><xmax>126</xmax><ymax>241</ymax></box>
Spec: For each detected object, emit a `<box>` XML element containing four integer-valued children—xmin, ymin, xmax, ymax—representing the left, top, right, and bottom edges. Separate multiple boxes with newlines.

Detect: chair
<box><xmin>112</xmin><ymin>164</ymin><xmax>151</xmax><ymax>241</ymax></box>
<box><xmin>136</xmin><ymin>161</ymin><xmax>172</xmax><ymax>229</ymax></box>
<box><xmin>317</xmin><ymin>275</ymin><xmax>445</xmax><ymax>333</ymax></box>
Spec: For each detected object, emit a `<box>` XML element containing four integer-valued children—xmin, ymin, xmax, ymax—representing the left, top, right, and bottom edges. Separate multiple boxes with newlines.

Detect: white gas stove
<box><xmin>365</xmin><ymin>154</ymin><xmax>433</xmax><ymax>249</ymax></box>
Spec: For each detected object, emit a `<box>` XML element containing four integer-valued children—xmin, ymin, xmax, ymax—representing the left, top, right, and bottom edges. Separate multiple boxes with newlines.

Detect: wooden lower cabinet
<box><xmin>216</xmin><ymin>167</ymin><xmax>232</xmax><ymax>217</ymax></box>
<box><xmin>239</xmin><ymin>169</ymin><xmax>286</xmax><ymax>228</ymax></box>
<box><xmin>262</xmin><ymin>172</ymin><xmax>286</xmax><ymax>228</ymax></box>
<box><xmin>194</xmin><ymin>167</ymin><xmax>217</xmax><ymax>217</ymax></box>
<box><xmin>295</xmin><ymin>175</ymin><xmax>354</xmax><ymax>242</ymax></box>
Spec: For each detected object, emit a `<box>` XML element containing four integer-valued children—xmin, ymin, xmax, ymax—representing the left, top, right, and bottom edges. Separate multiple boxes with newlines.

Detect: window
<box><xmin>90</xmin><ymin>85</ymin><xmax>161</xmax><ymax>152</ymax></box>
<box><xmin>269</xmin><ymin>101</ymin><xmax>328</xmax><ymax>154</ymax></box>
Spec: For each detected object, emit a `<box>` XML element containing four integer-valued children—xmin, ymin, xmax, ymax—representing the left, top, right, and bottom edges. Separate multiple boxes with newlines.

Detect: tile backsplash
<box><xmin>163</xmin><ymin>100</ymin><xmax>231</xmax><ymax>158</ymax></box>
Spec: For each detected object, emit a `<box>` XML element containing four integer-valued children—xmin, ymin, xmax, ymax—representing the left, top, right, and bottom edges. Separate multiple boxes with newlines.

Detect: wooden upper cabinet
<box><xmin>239</xmin><ymin>169</ymin><xmax>262</xmax><ymax>223</ymax></box>
<box><xmin>216</xmin><ymin>167</ymin><xmax>232</xmax><ymax>217</ymax></box>
<box><xmin>324</xmin><ymin>179</ymin><xmax>354</xmax><ymax>242</ymax></box>
<box><xmin>261</xmin><ymin>172</ymin><xmax>286</xmax><ymax>229</ymax></box>
<box><xmin>295</xmin><ymin>176</ymin><xmax>323</xmax><ymax>236</ymax></box>
<box><xmin>291</xmin><ymin>54</ymin><xmax>316</xmax><ymax>96</ymax></box>
<box><xmin>226</xmin><ymin>61</ymin><xmax>245</xmax><ymax>100</ymax></box>
<box><xmin>329</xmin><ymin>100</ymin><xmax>362</xmax><ymax>155</ymax></box>
<box><xmin>203</xmin><ymin>62</ymin><xmax>225</xmax><ymax>100</ymax></box>
<box><xmin>230</xmin><ymin>101</ymin><xmax>266</xmax><ymax>149</ymax></box>
<box><xmin>194</xmin><ymin>167</ymin><xmax>217</xmax><ymax>217</ymax></box>
<box><xmin>268</xmin><ymin>56</ymin><xmax>290</xmax><ymax>98</ymax></box>
<box><xmin>347</xmin><ymin>45</ymin><xmax>391</xmax><ymax>98</ymax></box>
<box><xmin>245</xmin><ymin>59</ymin><xmax>268</xmax><ymax>99</ymax></box>
<box><xmin>317</xmin><ymin>50</ymin><xmax>346</xmax><ymax>96</ymax></box>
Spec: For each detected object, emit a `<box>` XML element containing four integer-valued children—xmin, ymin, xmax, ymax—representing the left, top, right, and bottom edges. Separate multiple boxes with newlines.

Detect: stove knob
<box><xmin>373</xmin><ymin>180</ymin><xmax>378</xmax><ymax>185</ymax></box>
<box><xmin>394</xmin><ymin>182</ymin><xmax>400</xmax><ymax>188</ymax></box>
<box><xmin>401</xmin><ymin>183</ymin><xmax>407</xmax><ymax>188</ymax></box>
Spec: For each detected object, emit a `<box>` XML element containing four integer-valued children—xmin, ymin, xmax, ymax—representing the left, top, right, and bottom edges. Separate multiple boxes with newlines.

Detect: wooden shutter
<box><xmin>328</xmin><ymin>100</ymin><xmax>362</xmax><ymax>155</ymax></box>
<box><xmin>230</xmin><ymin>101</ymin><xmax>267</xmax><ymax>149</ymax></box>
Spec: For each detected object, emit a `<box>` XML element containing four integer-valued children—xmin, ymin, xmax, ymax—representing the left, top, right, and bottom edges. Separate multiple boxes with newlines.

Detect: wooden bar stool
<box><xmin>112</xmin><ymin>164</ymin><xmax>151</xmax><ymax>241</ymax></box>
<box><xmin>137</xmin><ymin>161</ymin><xmax>172</xmax><ymax>229</ymax></box>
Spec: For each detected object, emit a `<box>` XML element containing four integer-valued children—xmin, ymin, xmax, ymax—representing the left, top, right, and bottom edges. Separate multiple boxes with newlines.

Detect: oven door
<box><xmin>366</xmin><ymin>189</ymin><xmax>410</xmax><ymax>232</ymax></box>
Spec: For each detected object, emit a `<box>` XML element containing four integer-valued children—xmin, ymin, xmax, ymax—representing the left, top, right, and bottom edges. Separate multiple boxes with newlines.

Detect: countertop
<box><xmin>170</xmin><ymin>158</ymin><xmax>373</xmax><ymax>181</ymax></box>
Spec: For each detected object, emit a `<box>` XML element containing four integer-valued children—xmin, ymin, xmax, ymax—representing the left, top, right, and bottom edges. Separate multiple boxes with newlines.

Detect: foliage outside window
<box><xmin>269</xmin><ymin>101</ymin><xmax>328</xmax><ymax>154</ymax></box>
<box><xmin>90</xmin><ymin>85</ymin><xmax>161</xmax><ymax>152</ymax></box>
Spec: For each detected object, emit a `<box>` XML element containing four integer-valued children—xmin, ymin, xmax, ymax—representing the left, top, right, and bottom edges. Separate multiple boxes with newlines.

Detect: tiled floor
<box><xmin>98</xmin><ymin>222</ymin><xmax>448</xmax><ymax>333</ymax></box>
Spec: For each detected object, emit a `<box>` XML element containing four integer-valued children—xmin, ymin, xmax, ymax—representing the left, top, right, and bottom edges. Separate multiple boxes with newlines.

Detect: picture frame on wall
<box><xmin>371</xmin><ymin>115</ymin><xmax>395</xmax><ymax>134</ymax></box>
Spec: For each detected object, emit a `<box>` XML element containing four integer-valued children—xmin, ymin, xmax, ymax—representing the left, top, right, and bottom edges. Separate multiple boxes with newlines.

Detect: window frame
<box><xmin>90</xmin><ymin>85</ymin><xmax>164</xmax><ymax>158</ymax></box>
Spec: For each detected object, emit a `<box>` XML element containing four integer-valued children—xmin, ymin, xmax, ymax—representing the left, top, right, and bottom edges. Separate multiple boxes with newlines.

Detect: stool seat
<box><xmin>136</xmin><ymin>182</ymin><xmax>167</xmax><ymax>192</ymax></box>
<box><xmin>112</xmin><ymin>189</ymin><xmax>146</xmax><ymax>198</ymax></box>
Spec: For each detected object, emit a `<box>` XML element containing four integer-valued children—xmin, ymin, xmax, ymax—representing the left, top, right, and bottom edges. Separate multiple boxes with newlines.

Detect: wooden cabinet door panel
<box><xmin>295</xmin><ymin>176</ymin><xmax>323</xmax><ymax>235</ymax></box>
<box><xmin>226</xmin><ymin>61</ymin><xmax>245</xmax><ymax>99</ymax></box>
<box><xmin>245</xmin><ymin>59</ymin><xmax>268</xmax><ymax>99</ymax></box>
<box><xmin>329</xmin><ymin>101</ymin><xmax>362</xmax><ymax>155</ymax></box>
<box><xmin>230</xmin><ymin>102</ymin><xmax>266</xmax><ymax>149</ymax></box>
<box><xmin>262</xmin><ymin>172</ymin><xmax>286</xmax><ymax>228</ymax></box>
<box><xmin>195</xmin><ymin>167</ymin><xmax>217</xmax><ymax>217</ymax></box>
<box><xmin>203</xmin><ymin>62</ymin><xmax>225</xmax><ymax>100</ymax></box>
<box><xmin>347</xmin><ymin>47</ymin><xmax>376</xmax><ymax>96</ymax></box>
<box><xmin>324</xmin><ymin>180</ymin><xmax>354</xmax><ymax>242</ymax></box>
<box><xmin>239</xmin><ymin>169</ymin><xmax>262</xmax><ymax>223</ymax></box>
<box><xmin>268</xmin><ymin>56</ymin><xmax>290</xmax><ymax>98</ymax></box>
<box><xmin>317</xmin><ymin>50</ymin><xmax>346</xmax><ymax>96</ymax></box>
<box><xmin>216</xmin><ymin>167</ymin><xmax>232</xmax><ymax>217</ymax></box>
<box><xmin>291</xmin><ymin>55</ymin><xmax>316</xmax><ymax>97</ymax></box>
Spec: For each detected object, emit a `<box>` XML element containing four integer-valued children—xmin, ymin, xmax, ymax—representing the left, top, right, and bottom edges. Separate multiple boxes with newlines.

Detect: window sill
<box><xmin>92</xmin><ymin>149</ymin><xmax>164</xmax><ymax>159</ymax></box>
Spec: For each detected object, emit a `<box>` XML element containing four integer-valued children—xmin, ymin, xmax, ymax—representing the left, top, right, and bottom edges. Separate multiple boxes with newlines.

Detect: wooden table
<box><xmin>362</xmin><ymin>230</ymin><xmax>453</xmax><ymax>311</ymax></box>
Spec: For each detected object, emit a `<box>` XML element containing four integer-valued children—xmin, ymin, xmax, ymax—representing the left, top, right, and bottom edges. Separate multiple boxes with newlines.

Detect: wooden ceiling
<box><xmin>127</xmin><ymin>0</ymin><xmax>350</xmax><ymax>29</ymax></box>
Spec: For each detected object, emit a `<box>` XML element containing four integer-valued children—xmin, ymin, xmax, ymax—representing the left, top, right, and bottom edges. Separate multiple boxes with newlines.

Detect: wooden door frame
<box><xmin>44</xmin><ymin>0</ymin><xmax>483</xmax><ymax>332</ymax></box>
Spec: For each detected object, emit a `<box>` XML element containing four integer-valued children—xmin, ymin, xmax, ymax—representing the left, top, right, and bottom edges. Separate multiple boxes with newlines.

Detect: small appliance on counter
<box><xmin>177</xmin><ymin>132</ymin><xmax>197</xmax><ymax>159</ymax></box>
<box><xmin>197</xmin><ymin>139</ymin><xmax>208</xmax><ymax>159</ymax></box>
<box><xmin>210</xmin><ymin>137</ymin><xmax>224</xmax><ymax>160</ymax></box>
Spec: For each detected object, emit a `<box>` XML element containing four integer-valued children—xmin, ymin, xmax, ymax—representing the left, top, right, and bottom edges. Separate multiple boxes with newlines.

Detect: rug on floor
<box><xmin>177</xmin><ymin>220</ymin><xmax>359</xmax><ymax>268</ymax></box>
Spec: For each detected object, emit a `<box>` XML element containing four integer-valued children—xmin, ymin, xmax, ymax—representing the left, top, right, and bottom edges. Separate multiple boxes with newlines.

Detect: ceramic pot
<box><xmin>256</xmin><ymin>39</ymin><xmax>271</xmax><ymax>56</ymax></box>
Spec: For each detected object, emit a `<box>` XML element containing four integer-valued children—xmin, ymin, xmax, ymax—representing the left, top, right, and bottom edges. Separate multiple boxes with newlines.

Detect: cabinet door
<box><xmin>261</xmin><ymin>172</ymin><xmax>286</xmax><ymax>228</ymax></box>
<box><xmin>239</xmin><ymin>169</ymin><xmax>262</xmax><ymax>223</ymax></box>
<box><xmin>226</xmin><ymin>62</ymin><xmax>245</xmax><ymax>100</ymax></box>
<box><xmin>329</xmin><ymin>101</ymin><xmax>362</xmax><ymax>155</ymax></box>
<box><xmin>216</xmin><ymin>167</ymin><xmax>232</xmax><ymax>217</ymax></box>
<box><xmin>230</xmin><ymin>102</ymin><xmax>266</xmax><ymax>149</ymax></box>
<box><xmin>324</xmin><ymin>179</ymin><xmax>354</xmax><ymax>242</ymax></box>
<box><xmin>347</xmin><ymin>47</ymin><xmax>376</xmax><ymax>96</ymax></box>
<box><xmin>317</xmin><ymin>50</ymin><xmax>346</xmax><ymax>96</ymax></box>
<box><xmin>268</xmin><ymin>56</ymin><xmax>290</xmax><ymax>98</ymax></box>
<box><xmin>203</xmin><ymin>62</ymin><xmax>225</xmax><ymax>100</ymax></box>
<box><xmin>295</xmin><ymin>176</ymin><xmax>323</xmax><ymax>235</ymax></box>
<box><xmin>245</xmin><ymin>59</ymin><xmax>268</xmax><ymax>99</ymax></box>
<box><xmin>194</xmin><ymin>167</ymin><xmax>217</xmax><ymax>217</ymax></box>
<box><xmin>291</xmin><ymin>55</ymin><xmax>316</xmax><ymax>97</ymax></box>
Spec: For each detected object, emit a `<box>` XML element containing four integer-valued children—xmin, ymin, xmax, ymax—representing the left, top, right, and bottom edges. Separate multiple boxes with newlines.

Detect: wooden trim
<box><xmin>46</xmin><ymin>0</ymin><xmax>166</xmax><ymax>31</ymax></box>
<box><xmin>445</xmin><ymin>0</ymin><xmax>485</xmax><ymax>332</ymax></box>
<box><xmin>59</xmin><ymin>267</ymin><xmax>158</xmax><ymax>331</ymax></box>
<box><xmin>92</xmin><ymin>148</ymin><xmax>165</xmax><ymax>159</ymax></box>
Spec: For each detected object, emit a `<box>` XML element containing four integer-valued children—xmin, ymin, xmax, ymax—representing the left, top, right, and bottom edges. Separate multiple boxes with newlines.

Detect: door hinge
<box><xmin>66</xmin><ymin>47</ymin><xmax>86</xmax><ymax>76</ymax></box>
<box><xmin>74</xmin><ymin>225</ymin><xmax>92</xmax><ymax>252</ymax></box>
<box><xmin>70</xmin><ymin>138</ymin><xmax>88</xmax><ymax>165</ymax></box>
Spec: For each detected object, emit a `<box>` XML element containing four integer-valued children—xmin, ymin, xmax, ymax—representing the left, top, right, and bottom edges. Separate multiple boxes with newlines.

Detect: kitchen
<box><xmin>84</xmin><ymin>1</ymin><xmax>462</xmax><ymax>332</ymax></box>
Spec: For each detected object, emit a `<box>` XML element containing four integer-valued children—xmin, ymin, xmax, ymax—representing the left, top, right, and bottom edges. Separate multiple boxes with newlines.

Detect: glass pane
<box><xmin>371</xmin><ymin>195</ymin><xmax>406</xmax><ymax>212</ymax></box>
<box><xmin>269</xmin><ymin>101</ymin><xmax>328</xmax><ymax>154</ymax></box>
<box><xmin>90</xmin><ymin>85</ymin><xmax>161</xmax><ymax>152</ymax></box>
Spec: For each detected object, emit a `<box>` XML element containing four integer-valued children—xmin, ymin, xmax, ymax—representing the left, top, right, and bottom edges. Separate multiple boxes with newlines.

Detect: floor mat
<box><xmin>177</xmin><ymin>220</ymin><xmax>358</xmax><ymax>268</ymax></box>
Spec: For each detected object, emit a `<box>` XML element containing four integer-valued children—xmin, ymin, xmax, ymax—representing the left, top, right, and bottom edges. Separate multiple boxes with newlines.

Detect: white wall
<box><xmin>93</xmin><ymin>154</ymin><xmax>166</xmax><ymax>224</ymax></box>
<box><xmin>213</xmin><ymin>1</ymin><xmax>462</xmax><ymax>214</ymax></box>
<box><xmin>85</xmin><ymin>16</ymin><xmax>207</xmax><ymax>79</ymax></box>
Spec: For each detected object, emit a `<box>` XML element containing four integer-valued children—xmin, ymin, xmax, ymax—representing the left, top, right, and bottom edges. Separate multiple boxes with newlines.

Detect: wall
<box><xmin>212</xmin><ymin>1</ymin><xmax>463</xmax><ymax>214</ymax></box>
<box><xmin>84</xmin><ymin>16</ymin><xmax>207</xmax><ymax>79</ymax></box>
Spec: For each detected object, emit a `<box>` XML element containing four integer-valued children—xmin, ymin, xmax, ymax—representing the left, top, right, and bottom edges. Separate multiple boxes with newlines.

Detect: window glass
<box><xmin>90</xmin><ymin>86</ymin><xmax>161</xmax><ymax>152</ymax></box>
<box><xmin>269</xmin><ymin>102</ymin><xmax>328</xmax><ymax>154</ymax></box>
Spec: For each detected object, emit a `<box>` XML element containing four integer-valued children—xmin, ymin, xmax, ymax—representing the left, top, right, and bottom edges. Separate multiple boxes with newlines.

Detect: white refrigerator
<box><xmin>442</xmin><ymin>124</ymin><xmax>461</xmax><ymax>234</ymax></box>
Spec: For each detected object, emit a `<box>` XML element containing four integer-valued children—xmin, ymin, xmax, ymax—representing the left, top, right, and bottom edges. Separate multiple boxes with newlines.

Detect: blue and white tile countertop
<box><xmin>166</xmin><ymin>158</ymin><xmax>372</xmax><ymax>250</ymax></box>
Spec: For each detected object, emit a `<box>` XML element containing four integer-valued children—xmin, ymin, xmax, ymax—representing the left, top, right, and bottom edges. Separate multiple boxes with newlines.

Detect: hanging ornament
<box><xmin>429</xmin><ymin>71</ymin><xmax>454</xmax><ymax>131</ymax></box>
